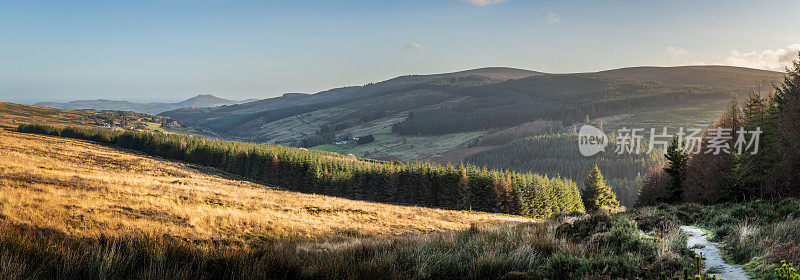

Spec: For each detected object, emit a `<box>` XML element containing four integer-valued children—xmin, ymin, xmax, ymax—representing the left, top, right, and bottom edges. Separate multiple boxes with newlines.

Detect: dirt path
<box><xmin>681</xmin><ymin>226</ymin><xmax>749</xmax><ymax>280</ymax></box>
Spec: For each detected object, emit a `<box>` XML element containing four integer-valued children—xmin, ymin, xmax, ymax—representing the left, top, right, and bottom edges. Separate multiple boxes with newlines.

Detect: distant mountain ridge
<box><xmin>36</xmin><ymin>94</ymin><xmax>250</xmax><ymax>114</ymax></box>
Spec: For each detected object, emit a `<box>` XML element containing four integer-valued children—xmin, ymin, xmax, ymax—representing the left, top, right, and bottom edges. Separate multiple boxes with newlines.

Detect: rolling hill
<box><xmin>159</xmin><ymin>67</ymin><xmax>543</xmax><ymax>142</ymax></box>
<box><xmin>35</xmin><ymin>94</ymin><xmax>252</xmax><ymax>115</ymax></box>
<box><xmin>159</xmin><ymin>65</ymin><xmax>783</xmax><ymax>208</ymax></box>
<box><xmin>162</xmin><ymin>66</ymin><xmax>781</xmax><ymax>145</ymax></box>
<box><xmin>158</xmin><ymin>66</ymin><xmax>782</xmax><ymax>162</ymax></box>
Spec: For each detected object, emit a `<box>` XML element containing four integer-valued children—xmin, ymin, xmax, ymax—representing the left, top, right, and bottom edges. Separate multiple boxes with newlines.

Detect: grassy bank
<box><xmin>0</xmin><ymin>213</ymin><xmax>691</xmax><ymax>280</ymax></box>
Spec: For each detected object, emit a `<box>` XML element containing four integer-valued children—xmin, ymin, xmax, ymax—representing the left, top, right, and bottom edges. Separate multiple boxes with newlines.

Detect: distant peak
<box><xmin>189</xmin><ymin>94</ymin><xmax>218</xmax><ymax>99</ymax></box>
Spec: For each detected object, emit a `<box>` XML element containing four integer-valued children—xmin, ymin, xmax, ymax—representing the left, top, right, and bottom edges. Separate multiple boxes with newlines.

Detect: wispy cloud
<box><xmin>724</xmin><ymin>44</ymin><xmax>800</xmax><ymax>71</ymax></box>
<box><xmin>460</xmin><ymin>0</ymin><xmax>506</xmax><ymax>6</ymax></box>
<box><xmin>402</xmin><ymin>43</ymin><xmax>427</xmax><ymax>52</ymax></box>
<box><xmin>546</xmin><ymin>12</ymin><xmax>560</xmax><ymax>24</ymax></box>
<box><xmin>666</xmin><ymin>46</ymin><xmax>687</xmax><ymax>57</ymax></box>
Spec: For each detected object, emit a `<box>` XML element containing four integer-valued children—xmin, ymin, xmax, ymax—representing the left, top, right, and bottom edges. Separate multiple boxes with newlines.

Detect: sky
<box><xmin>1</xmin><ymin>0</ymin><xmax>798</xmax><ymax>104</ymax></box>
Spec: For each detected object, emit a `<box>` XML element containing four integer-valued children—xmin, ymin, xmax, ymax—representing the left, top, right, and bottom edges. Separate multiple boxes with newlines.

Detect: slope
<box><xmin>159</xmin><ymin>67</ymin><xmax>543</xmax><ymax>142</ymax></box>
<box><xmin>0</xmin><ymin>102</ymin><xmax>100</xmax><ymax>129</ymax></box>
<box><xmin>597</xmin><ymin>65</ymin><xmax>782</xmax><ymax>90</ymax></box>
<box><xmin>0</xmin><ymin>129</ymin><xmax>529</xmax><ymax>241</ymax></box>
<box><xmin>162</xmin><ymin>65</ymin><xmax>781</xmax><ymax>148</ymax></box>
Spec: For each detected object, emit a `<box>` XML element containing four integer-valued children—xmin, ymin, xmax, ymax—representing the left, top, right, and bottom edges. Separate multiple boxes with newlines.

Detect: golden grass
<box><xmin>0</xmin><ymin>102</ymin><xmax>98</xmax><ymax>129</ymax></box>
<box><xmin>0</xmin><ymin>130</ymin><xmax>529</xmax><ymax>242</ymax></box>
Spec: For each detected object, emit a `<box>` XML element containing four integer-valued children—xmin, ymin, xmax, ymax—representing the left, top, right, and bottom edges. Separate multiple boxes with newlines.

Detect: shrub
<box><xmin>356</xmin><ymin>135</ymin><xmax>374</xmax><ymax>145</ymax></box>
<box><xmin>555</xmin><ymin>213</ymin><xmax>612</xmax><ymax>241</ymax></box>
<box><xmin>602</xmin><ymin>219</ymin><xmax>655</xmax><ymax>254</ymax></box>
<box><xmin>776</xmin><ymin>260</ymin><xmax>800</xmax><ymax>280</ymax></box>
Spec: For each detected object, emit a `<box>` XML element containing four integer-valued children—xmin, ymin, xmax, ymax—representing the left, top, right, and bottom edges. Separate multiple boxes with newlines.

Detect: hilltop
<box><xmin>596</xmin><ymin>65</ymin><xmax>781</xmax><ymax>90</ymax></box>
<box><xmin>35</xmin><ymin>94</ymin><xmax>250</xmax><ymax>115</ymax></box>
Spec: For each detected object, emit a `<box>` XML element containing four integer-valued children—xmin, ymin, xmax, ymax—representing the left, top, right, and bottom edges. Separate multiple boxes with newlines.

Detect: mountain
<box><xmin>160</xmin><ymin>65</ymin><xmax>781</xmax><ymax>145</ymax></box>
<box><xmin>159</xmin><ymin>67</ymin><xmax>543</xmax><ymax>139</ymax></box>
<box><xmin>35</xmin><ymin>94</ymin><xmax>249</xmax><ymax>115</ymax></box>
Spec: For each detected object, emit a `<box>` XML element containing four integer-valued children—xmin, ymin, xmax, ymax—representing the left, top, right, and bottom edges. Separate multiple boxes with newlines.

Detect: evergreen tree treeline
<box><xmin>466</xmin><ymin>133</ymin><xmax>662</xmax><ymax>207</ymax></box>
<box><xmin>16</xmin><ymin>124</ymin><xmax>584</xmax><ymax>218</ymax></box>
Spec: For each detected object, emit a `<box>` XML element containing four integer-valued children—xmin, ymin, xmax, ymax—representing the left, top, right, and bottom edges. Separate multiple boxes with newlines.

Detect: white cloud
<box><xmin>724</xmin><ymin>44</ymin><xmax>800</xmax><ymax>71</ymax></box>
<box><xmin>546</xmin><ymin>12</ymin><xmax>560</xmax><ymax>24</ymax></box>
<box><xmin>460</xmin><ymin>0</ymin><xmax>506</xmax><ymax>6</ymax></box>
<box><xmin>666</xmin><ymin>46</ymin><xmax>687</xmax><ymax>58</ymax></box>
<box><xmin>402</xmin><ymin>43</ymin><xmax>427</xmax><ymax>52</ymax></box>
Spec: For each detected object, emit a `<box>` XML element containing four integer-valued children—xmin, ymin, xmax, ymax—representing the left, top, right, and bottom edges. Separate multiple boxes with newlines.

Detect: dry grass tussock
<box><xmin>0</xmin><ymin>130</ymin><xmax>529</xmax><ymax>242</ymax></box>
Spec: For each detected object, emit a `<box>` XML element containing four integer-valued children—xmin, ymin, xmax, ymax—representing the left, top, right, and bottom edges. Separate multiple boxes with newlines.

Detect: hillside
<box><xmin>597</xmin><ymin>65</ymin><xmax>781</xmax><ymax>90</ymax></box>
<box><xmin>0</xmin><ymin>130</ymin><xmax>529</xmax><ymax>240</ymax></box>
<box><xmin>162</xmin><ymin>65</ymin><xmax>781</xmax><ymax>147</ymax></box>
<box><xmin>159</xmin><ymin>67</ymin><xmax>543</xmax><ymax>141</ymax></box>
<box><xmin>0</xmin><ymin>102</ymin><xmax>100</xmax><ymax>129</ymax></box>
<box><xmin>154</xmin><ymin>66</ymin><xmax>783</xmax><ymax>208</ymax></box>
<box><xmin>36</xmin><ymin>94</ymin><xmax>249</xmax><ymax>115</ymax></box>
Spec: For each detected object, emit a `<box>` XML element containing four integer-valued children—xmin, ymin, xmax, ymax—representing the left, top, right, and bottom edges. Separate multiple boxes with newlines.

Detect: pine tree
<box><xmin>775</xmin><ymin>54</ymin><xmax>800</xmax><ymax>196</ymax></box>
<box><xmin>663</xmin><ymin>136</ymin><xmax>688</xmax><ymax>203</ymax></box>
<box><xmin>582</xmin><ymin>165</ymin><xmax>620</xmax><ymax>212</ymax></box>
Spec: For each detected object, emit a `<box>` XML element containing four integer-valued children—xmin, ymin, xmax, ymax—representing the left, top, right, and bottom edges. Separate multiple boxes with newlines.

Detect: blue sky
<box><xmin>1</xmin><ymin>0</ymin><xmax>798</xmax><ymax>103</ymax></box>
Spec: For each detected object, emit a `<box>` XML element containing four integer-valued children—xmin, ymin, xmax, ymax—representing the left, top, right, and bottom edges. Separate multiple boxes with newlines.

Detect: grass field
<box><xmin>0</xmin><ymin>130</ymin><xmax>529</xmax><ymax>241</ymax></box>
